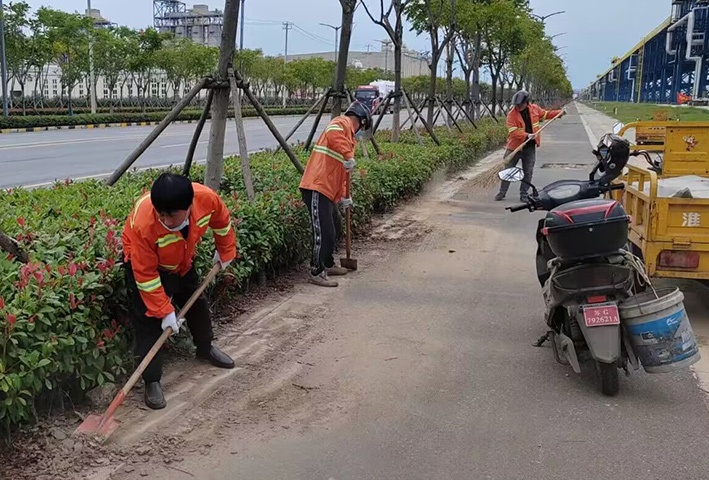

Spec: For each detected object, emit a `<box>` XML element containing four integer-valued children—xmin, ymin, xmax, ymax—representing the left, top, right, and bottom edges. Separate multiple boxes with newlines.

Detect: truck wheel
<box><xmin>596</xmin><ymin>361</ymin><xmax>619</xmax><ymax>396</ymax></box>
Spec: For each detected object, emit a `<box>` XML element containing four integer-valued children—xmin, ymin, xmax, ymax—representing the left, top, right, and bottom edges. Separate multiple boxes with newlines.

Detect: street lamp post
<box><xmin>319</xmin><ymin>23</ymin><xmax>341</xmax><ymax>62</ymax></box>
<box><xmin>549</xmin><ymin>32</ymin><xmax>567</xmax><ymax>41</ymax></box>
<box><xmin>87</xmin><ymin>0</ymin><xmax>97</xmax><ymax>114</ymax></box>
<box><xmin>0</xmin><ymin>0</ymin><xmax>8</xmax><ymax>116</ymax></box>
<box><xmin>531</xmin><ymin>10</ymin><xmax>565</xmax><ymax>23</ymax></box>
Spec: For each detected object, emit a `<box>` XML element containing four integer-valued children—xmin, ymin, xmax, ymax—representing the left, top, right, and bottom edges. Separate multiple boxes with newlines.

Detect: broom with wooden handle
<box><xmin>468</xmin><ymin>110</ymin><xmax>566</xmax><ymax>190</ymax></box>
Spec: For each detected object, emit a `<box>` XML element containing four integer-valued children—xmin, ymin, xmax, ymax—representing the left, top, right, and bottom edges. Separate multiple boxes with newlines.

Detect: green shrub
<box><xmin>0</xmin><ymin>107</ymin><xmax>326</xmax><ymax>130</ymax></box>
<box><xmin>0</xmin><ymin>120</ymin><xmax>505</xmax><ymax>433</ymax></box>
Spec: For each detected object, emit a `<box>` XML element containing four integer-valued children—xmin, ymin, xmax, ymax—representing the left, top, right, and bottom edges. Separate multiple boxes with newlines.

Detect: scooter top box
<box><xmin>543</xmin><ymin>199</ymin><xmax>630</xmax><ymax>259</ymax></box>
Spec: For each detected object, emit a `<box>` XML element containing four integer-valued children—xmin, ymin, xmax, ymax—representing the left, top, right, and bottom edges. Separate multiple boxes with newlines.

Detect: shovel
<box><xmin>75</xmin><ymin>263</ymin><xmax>222</xmax><ymax>440</ymax></box>
<box><xmin>340</xmin><ymin>171</ymin><xmax>358</xmax><ymax>271</ymax></box>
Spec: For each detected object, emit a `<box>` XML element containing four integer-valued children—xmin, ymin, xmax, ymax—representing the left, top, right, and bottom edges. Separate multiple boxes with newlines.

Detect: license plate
<box><xmin>583</xmin><ymin>303</ymin><xmax>621</xmax><ymax>327</ymax></box>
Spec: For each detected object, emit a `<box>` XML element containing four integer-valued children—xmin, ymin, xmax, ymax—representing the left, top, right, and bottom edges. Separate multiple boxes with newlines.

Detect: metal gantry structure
<box><xmin>580</xmin><ymin>0</ymin><xmax>709</xmax><ymax>104</ymax></box>
<box><xmin>153</xmin><ymin>0</ymin><xmax>224</xmax><ymax>47</ymax></box>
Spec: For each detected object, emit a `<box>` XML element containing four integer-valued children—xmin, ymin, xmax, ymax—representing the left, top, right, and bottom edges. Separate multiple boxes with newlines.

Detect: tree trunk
<box><xmin>472</xmin><ymin>33</ymin><xmax>482</xmax><ymax>121</ymax></box>
<box><xmin>427</xmin><ymin>54</ymin><xmax>438</xmax><ymax>126</ymax></box>
<box><xmin>445</xmin><ymin>38</ymin><xmax>454</xmax><ymax>128</ymax></box>
<box><xmin>392</xmin><ymin>39</ymin><xmax>402</xmax><ymax>142</ymax></box>
<box><xmin>490</xmin><ymin>74</ymin><xmax>497</xmax><ymax>117</ymax></box>
<box><xmin>205</xmin><ymin>0</ymin><xmax>241</xmax><ymax>191</ymax></box>
<box><xmin>332</xmin><ymin>0</ymin><xmax>356</xmax><ymax>119</ymax></box>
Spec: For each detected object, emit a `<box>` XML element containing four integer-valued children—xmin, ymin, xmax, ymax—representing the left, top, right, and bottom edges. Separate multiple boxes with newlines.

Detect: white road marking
<box><xmin>575</xmin><ymin>101</ymin><xmax>598</xmax><ymax>148</ymax></box>
<box><xmin>160</xmin><ymin>141</ymin><xmax>208</xmax><ymax>149</ymax></box>
<box><xmin>0</xmin><ymin>131</ymin><xmax>187</xmax><ymax>150</ymax></box>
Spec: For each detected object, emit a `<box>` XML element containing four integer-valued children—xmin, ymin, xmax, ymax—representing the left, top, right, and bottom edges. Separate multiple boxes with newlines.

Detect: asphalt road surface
<box><xmin>97</xmin><ymin>103</ymin><xmax>709</xmax><ymax>480</ymax></box>
<box><xmin>0</xmin><ymin>113</ymin><xmax>405</xmax><ymax>189</ymax></box>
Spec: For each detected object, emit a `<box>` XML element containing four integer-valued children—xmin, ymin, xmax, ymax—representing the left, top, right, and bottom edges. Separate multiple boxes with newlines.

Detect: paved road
<box><xmin>106</xmin><ymin>103</ymin><xmax>709</xmax><ymax>480</ymax></box>
<box><xmin>0</xmin><ymin>113</ymin><xmax>404</xmax><ymax>189</ymax></box>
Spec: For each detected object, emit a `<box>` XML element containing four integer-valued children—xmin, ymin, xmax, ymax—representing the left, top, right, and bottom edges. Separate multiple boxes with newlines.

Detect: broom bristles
<box><xmin>467</xmin><ymin>159</ymin><xmax>509</xmax><ymax>190</ymax></box>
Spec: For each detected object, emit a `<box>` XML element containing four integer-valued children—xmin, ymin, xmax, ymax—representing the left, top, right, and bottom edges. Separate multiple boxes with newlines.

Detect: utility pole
<box><xmin>0</xmin><ymin>0</ymin><xmax>8</xmax><ymax>117</ymax></box>
<box><xmin>282</xmin><ymin>21</ymin><xmax>291</xmax><ymax>108</ymax></box>
<box><xmin>87</xmin><ymin>0</ymin><xmax>97</xmax><ymax>114</ymax></box>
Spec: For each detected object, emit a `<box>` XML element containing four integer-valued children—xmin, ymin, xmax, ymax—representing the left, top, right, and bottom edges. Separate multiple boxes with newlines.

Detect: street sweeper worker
<box><xmin>299</xmin><ymin>100</ymin><xmax>372</xmax><ymax>288</ymax></box>
<box><xmin>122</xmin><ymin>173</ymin><xmax>237</xmax><ymax>410</ymax></box>
<box><xmin>495</xmin><ymin>90</ymin><xmax>565</xmax><ymax>202</ymax></box>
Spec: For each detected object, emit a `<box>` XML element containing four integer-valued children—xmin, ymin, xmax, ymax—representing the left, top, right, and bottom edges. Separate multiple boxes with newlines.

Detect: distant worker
<box><xmin>122</xmin><ymin>173</ymin><xmax>237</xmax><ymax>410</ymax></box>
<box><xmin>299</xmin><ymin>101</ymin><xmax>372</xmax><ymax>287</ymax></box>
<box><xmin>495</xmin><ymin>90</ymin><xmax>565</xmax><ymax>202</ymax></box>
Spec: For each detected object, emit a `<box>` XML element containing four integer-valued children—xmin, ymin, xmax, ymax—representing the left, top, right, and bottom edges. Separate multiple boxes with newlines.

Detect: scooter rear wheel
<box><xmin>596</xmin><ymin>361</ymin><xmax>619</xmax><ymax>396</ymax></box>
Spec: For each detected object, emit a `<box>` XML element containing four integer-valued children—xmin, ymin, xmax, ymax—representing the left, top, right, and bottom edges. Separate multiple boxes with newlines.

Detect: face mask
<box><xmin>159</xmin><ymin>209</ymin><xmax>190</xmax><ymax>232</ymax></box>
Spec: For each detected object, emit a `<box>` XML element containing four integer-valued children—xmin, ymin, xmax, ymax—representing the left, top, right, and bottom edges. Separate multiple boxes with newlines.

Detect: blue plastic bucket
<box><xmin>619</xmin><ymin>287</ymin><xmax>700</xmax><ymax>373</ymax></box>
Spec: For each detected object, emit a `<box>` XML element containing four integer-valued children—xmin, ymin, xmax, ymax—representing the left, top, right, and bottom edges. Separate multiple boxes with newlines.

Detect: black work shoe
<box><xmin>494</xmin><ymin>192</ymin><xmax>505</xmax><ymax>201</ymax></box>
<box><xmin>145</xmin><ymin>381</ymin><xmax>166</xmax><ymax>410</ymax></box>
<box><xmin>196</xmin><ymin>345</ymin><xmax>235</xmax><ymax>369</ymax></box>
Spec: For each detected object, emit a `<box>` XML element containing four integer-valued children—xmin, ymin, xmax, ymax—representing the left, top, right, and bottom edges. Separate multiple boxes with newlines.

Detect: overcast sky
<box><xmin>23</xmin><ymin>0</ymin><xmax>670</xmax><ymax>89</ymax></box>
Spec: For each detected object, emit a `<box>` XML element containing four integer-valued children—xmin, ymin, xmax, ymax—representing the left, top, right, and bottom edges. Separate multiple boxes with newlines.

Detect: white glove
<box><xmin>213</xmin><ymin>251</ymin><xmax>232</xmax><ymax>270</ymax></box>
<box><xmin>343</xmin><ymin>158</ymin><xmax>356</xmax><ymax>171</ymax></box>
<box><xmin>560</xmin><ymin>108</ymin><xmax>567</xmax><ymax>117</ymax></box>
<box><xmin>340</xmin><ymin>197</ymin><xmax>354</xmax><ymax>208</ymax></box>
<box><xmin>161</xmin><ymin>311</ymin><xmax>183</xmax><ymax>336</ymax></box>
<box><xmin>527</xmin><ymin>133</ymin><xmax>536</xmax><ymax>141</ymax></box>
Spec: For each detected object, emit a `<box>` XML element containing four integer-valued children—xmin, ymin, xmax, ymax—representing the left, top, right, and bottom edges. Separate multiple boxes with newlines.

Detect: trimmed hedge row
<box><xmin>0</xmin><ymin>120</ymin><xmax>507</xmax><ymax>433</ymax></box>
<box><xmin>0</xmin><ymin>107</ymin><xmax>325</xmax><ymax>130</ymax></box>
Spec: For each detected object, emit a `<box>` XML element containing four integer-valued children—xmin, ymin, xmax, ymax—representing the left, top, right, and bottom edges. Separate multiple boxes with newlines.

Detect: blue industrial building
<box><xmin>581</xmin><ymin>1</ymin><xmax>709</xmax><ymax>104</ymax></box>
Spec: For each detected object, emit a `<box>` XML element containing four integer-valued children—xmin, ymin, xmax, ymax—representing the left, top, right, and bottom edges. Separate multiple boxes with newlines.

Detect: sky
<box><xmin>23</xmin><ymin>0</ymin><xmax>671</xmax><ymax>89</ymax></box>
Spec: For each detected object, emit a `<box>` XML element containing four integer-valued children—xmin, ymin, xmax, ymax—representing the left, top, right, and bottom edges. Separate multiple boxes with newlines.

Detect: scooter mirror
<box><xmin>612</xmin><ymin>122</ymin><xmax>625</xmax><ymax>135</ymax></box>
<box><xmin>498</xmin><ymin>167</ymin><xmax>524</xmax><ymax>183</ymax></box>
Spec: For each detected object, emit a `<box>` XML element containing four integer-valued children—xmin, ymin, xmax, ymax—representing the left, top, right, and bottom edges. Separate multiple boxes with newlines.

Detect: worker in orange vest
<box><xmin>299</xmin><ymin>101</ymin><xmax>372</xmax><ymax>287</ymax></box>
<box><xmin>122</xmin><ymin>173</ymin><xmax>237</xmax><ymax>409</ymax></box>
<box><xmin>495</xmin><ymin>90</ymin><xmax>565</xmax><ymax>202</ymax></box>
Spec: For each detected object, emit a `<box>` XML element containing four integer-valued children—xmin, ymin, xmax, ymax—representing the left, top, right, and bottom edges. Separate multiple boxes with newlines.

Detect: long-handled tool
<box><xmin>340</xmin><ymin>171</ymin><xmax>358</xmax><ymax>271</ymax></box>
<box><xmin>468</xmin><ymin>109</ymin><xmax>566</xmax><ymax>190</ymax></box>
<box><xmin>75</xmin><ymin>263</ymin><xmax>222</xmax><ymax>440</ymax></box>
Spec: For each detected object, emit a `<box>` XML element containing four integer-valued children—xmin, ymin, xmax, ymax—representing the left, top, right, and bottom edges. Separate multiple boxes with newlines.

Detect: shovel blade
<box><xmin>74</xmin><ymin>413</ymin><xmax>121</xmax><ymax>439</ymax></box>
<box><xmin>340</xmin><ymin>257</ymin><xmax>358</xmax><ymax>271</ymax></box>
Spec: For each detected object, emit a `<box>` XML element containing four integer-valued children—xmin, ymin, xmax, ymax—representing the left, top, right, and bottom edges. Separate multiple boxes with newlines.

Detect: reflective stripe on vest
<box><xmin>136</xmin><ymin>276</ymin><xmax>162</xmax><ymax>292</ymax></box>
<box><xmin>312</xmin><ymin>145</ymin><xmax>345</xmax><ymax>163</ymax></box>
<box><xmin>213</xmin><ymin>223</ymin><xmax>232</xmax><ymax>237</ymax></box>
<box><xmin>156</xmin><ymin>233</ymin><xmax>183</xmax><ymax>248</ymax></box>
<box><xmin>197</xmin><ymin>212</ymin><xmax>213</xmax><ymax>228</ymax></box>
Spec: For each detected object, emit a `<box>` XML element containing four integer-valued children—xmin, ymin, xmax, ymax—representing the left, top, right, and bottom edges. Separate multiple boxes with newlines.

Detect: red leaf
<box><xmin>58</xmin><ymin>265</ymin><xmax>67</xmax><ymax>276</ymax></box>
<box><xmin>45</xmin><ymin>264</ymin><xmax>52</xmax><ymax>273</ymax></box>
<box><xmin>17</xmin><ymin>217</ymin><xmax>25</xmax><ymax>227</ymax></box>
<box><xmin>97</xmin><ymin>340</ymin><xmax>105</xmax><ymax>349</ymax></box>
<box><xmin>7</xmin><ymin>314</ymin><xmax>16</xmax><ymax>326</ymax></box>
<box><xmin>0</xmin><ymin>297</ymin><xmax>4</xmax><ymax>310</ymax></box>
<box><xmin>28</xmin><ymin>315</ymin><xmax>36</xmax><ymax>323</ymax></box>
<box><xmin>33</xmin><ymin>271</ymin><xmax>45</xmax><ymax>284</ymax></box>
<box><xmin>69</xmin><ymin>293</ymin><xmax>78</xmax><ymax>310</ymax></box>
<box><xmin>68</xmin><ymin>263</ymin><xmax>77</xmax><ymax>276</ymax></box>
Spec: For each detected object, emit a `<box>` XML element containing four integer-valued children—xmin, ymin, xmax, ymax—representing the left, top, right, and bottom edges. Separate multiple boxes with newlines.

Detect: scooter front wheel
<box><xmin>596</xmin><ymin>361</ymin><xmax>619</xmax><ymax>396</ymax></box>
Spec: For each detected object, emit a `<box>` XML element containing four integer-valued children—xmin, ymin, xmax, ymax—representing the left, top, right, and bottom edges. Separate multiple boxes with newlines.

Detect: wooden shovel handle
<box><xmin>121</xmin><ymin>263</ymin><xmax>222</xmax><ymax>395</ymax></box>
<box><xmin>345</xmin><ymin>171</ymin><xmax>352</xmax><ymax>257</ymax></box>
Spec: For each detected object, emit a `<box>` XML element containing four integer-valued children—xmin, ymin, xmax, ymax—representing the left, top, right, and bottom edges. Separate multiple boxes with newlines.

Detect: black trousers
<box><xmin>301</xmin><ymin>188</ymin><xmax>338</xmax><ymax>275</ymax></box>
<box><xmin>498</xmin><ymin>147</ymin><xmax>536</xmax><ymax>197</ymax></box>
<box><xmin>125</xmin><ymin>262</ymin><xmax>213</xmax><ymax>383</ymax></box>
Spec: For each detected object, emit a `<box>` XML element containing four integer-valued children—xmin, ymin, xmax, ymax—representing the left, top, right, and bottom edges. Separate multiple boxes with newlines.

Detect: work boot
<box><xmin>494</xmin><ymin>192</ymin><xmax>505</xmax><ymax>201</ymax></box>
<box><xmin>309</xmin><ymin>270</ymin><xmax>338</xmax><ymax>287</ymax></box>
<box><xmin>196</xmin><ymin>345</ymin><xmax>235</xmax><ymax>369</ymax></box>
<box><xmin>144</xmin><ymin>381</ymin><xmax>166</xmax><ymax>410</ymax></box>
<box><xmin>326</xmin><ymin>265</ymin><xmax>349</xmax><ymax>276</ymax></box>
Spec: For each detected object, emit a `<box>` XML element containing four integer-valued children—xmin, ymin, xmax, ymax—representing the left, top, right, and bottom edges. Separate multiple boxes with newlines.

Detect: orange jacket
<box><xmin>506</xmin><ymin>104</ymin><xmax>562</xmax><ymax>151</ymax></box>
<box><xmin>122</xmin><ymin>183</ymin><xmax>237</xmax><ymax>318</ymax></box>
<box><xmin>299</xmin><ymin>116</ymin><xmax>356</xmax><ymax>203</ymax></box>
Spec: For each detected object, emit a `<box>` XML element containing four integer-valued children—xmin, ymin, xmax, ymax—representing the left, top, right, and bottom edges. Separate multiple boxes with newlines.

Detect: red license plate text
<box><xmin>583</xmin><ymin>303</ymin><xmax>620</xmax><ymax>327</ymax></box>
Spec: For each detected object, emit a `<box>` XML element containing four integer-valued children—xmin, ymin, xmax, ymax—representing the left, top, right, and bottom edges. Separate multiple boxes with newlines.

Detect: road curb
<box><xmin>0</xmin><ymin>119</ymin><xmax>201</xmax><ymax>135</ymax></box>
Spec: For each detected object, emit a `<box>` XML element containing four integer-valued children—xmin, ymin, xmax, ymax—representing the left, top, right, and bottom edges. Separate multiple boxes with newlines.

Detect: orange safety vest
<box><xmin>122</xmin><ymin>183</ymin><xmax>237</xmax><ymax>318</ymax></box>
<box><xmin>506</xmin><ymin>104</ymin><xmax>562</xmax><ymax>151</ymax></box>
<box><xmin>299</xmin><ymin>116</ymin><xmax>356</xmax><ymax>203</ymax></box>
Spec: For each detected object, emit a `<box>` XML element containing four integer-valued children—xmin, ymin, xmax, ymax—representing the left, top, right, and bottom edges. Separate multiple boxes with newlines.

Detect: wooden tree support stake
<box><xmin>275</xmin><ymin>89</ymin><xmax>331</xmax><ymax>153</ymax></box>
<box><xmin>403</xmin><ymin>89</ymin><xmax>440</xmax><ymax>146</ymax></box>
<box><xmin>107</xmin><ymin>77</ymin><xmax>208</xmax><ymax>186</ymax></box>
<box><xmin>372</xmin><ymin>92</ymin><xmax>393</xmax><ymax>134</ymax></box>
<box><xmin>183</xmin><ymin>89</ymin><xmax>214</xmax><ymax>176</ymax></box>
<box><xmin>0</xmin><ymin>230</ymin><xmax>28</xmax><ymax>263</ymax></box>
<box><xmin>439</xmin><ymin>97</ymin><xmax>463</xmax><ymax>134</ymax></box>
<box><xmin>304</xmin><ymin>89</ymin><xmax>332</xmax><ymax>152</ymax></box>
<box><xmin>454</xmin><ymin>98</ymin><xmax>477</xmax><ymax>129</ymax></box>
<box><xmin>402</xmin><ymin>91</ymin><xmax>423</xmax><ymax>146</ymax></box>
<box><xmin>228</xmin><ymin>66</ymin><xmax>255</xmax><ymax>200</ymax></box>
